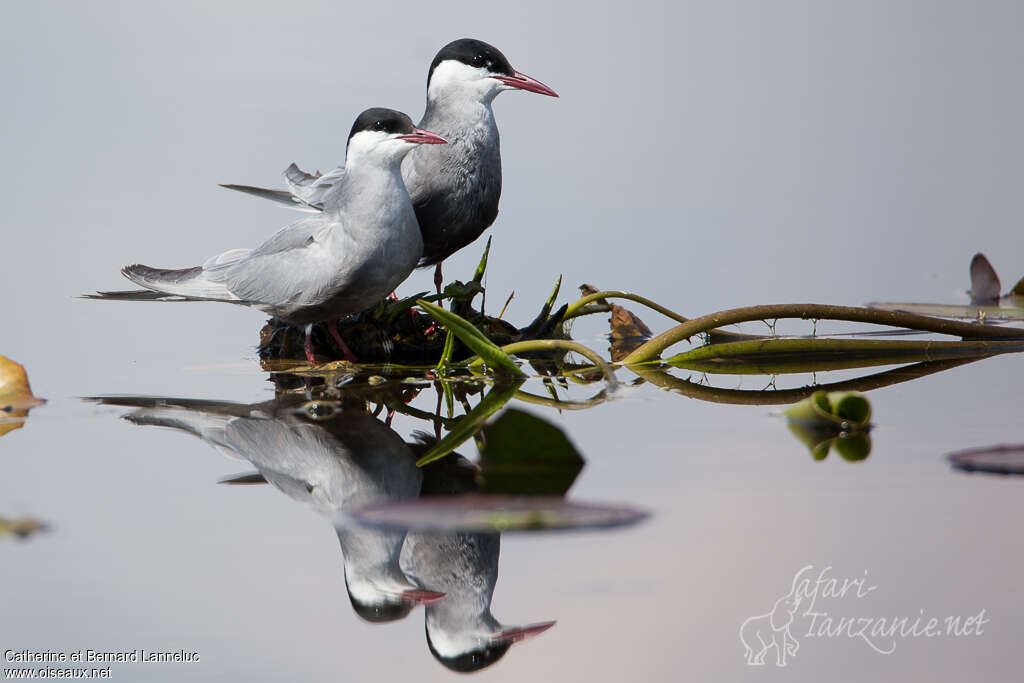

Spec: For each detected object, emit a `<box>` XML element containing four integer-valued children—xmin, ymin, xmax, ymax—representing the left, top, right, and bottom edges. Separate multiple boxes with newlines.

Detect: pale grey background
<box><xmin>2</xmin><ymin>1</ymin><xmax>1022</xmax><ymax>681</ymax></box>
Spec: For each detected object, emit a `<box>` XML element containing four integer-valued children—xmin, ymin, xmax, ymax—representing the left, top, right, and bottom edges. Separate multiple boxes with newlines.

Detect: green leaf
<box><xmin>383</xmin><ymin>291</ymin><xmax>430</xmax><ymax>321</ymax></box>
<box><xmin>472</xmin><ymin>236</ymin><xmax>492</xmax><ymax>285</ymax></box>
<box><xmin>834</xmin><ymin>432</ymin><xmax>872</xmax><ymax>461</ymax></box>
<box><xmin>416</xmin><ymin>380</ymin><xmax>523</xmax><ymax>466</ymax></box>
<box><xmin>783</xmin><ymin>390</ymin><xmax>871</xmax><ymax>429</ymax></box>
<box><xmin>478</xmin><ymin>408</ymin><xmax>584</xmax><ymax>496</ymax></box>
<box><xmin>416</xmin><ymin>299</ymin><xmax>525</xmax><ymax>377</ymax></box>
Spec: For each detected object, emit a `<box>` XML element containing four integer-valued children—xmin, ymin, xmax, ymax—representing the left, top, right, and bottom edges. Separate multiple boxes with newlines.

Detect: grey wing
<box><xmin>285</xmin><ymin>163</ymin><xmax>343</xmax><ymax>209</ymax></box>
<box><xmin>217</xmin><ymin>183</ymin><xmax>319</xmax><ymax>212</ymax></box>
<box><xmin>218</xmin><ymin>160</ymin><xmax>341</xmax><ymax>213</ymax></box>
<box><xmin>211</xmin><ymin>214</ymin><xmax>344</xmax><ymax>305</ymax></box>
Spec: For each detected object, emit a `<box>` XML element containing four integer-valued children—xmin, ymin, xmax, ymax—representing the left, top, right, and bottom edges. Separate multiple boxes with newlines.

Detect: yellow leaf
<box><xmin>0</xmin><ymin>356</ymin><xmax>45</xmax><ymax>437</ymax></box>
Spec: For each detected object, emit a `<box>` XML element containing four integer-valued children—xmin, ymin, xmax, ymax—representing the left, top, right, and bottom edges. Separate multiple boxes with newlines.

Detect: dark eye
<box><xmin>374</xmin><ymin>120</ymin><xmax>386</xmax><ymax>131</ymax></box>
<box><xmin>471</xmin><ymin>54</ymin><xmax>485</xmax><ymax>67</ymax></box>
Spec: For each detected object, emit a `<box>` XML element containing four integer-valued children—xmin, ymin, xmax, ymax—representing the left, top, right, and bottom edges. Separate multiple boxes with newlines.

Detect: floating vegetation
<box><xmin>948</xmin><ymin>444</ymin><xmax>1024</xmax><ymax>475</ymax></box>
<box><xmin>352</xmin><ymin>495</ymin><xmax>649</xmax><ymax>533</ymax></box>
<box><xmin>0</xmin><ymin>356</ymin><xmax>45</xmax><ymax>438</ymax></box>
<box><xmin>869</xmin><ymin>252</ymin><xmax>1024</xmax><ymax>321</ymax></box>
<box><xmin>253</xmin><ymin>243</ymin><xmax>1023</xmax><ymax>410</ymax></box>
<box><xmin>783</xmin><ymin>392</ymin><xmax>873</xmax><ymax>461</ymax></box>
<box><xmin>0</xmin><ymin>515</ymin><xmax>49</xmax><ymax>540</ymax></box>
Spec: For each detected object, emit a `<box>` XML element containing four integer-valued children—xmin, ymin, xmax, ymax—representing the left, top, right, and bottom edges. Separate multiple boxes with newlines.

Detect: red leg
<box><xmin>433</xmin><ymin>263</ymin><xmax>443</xmax><ymax>297</ymax></box>
<box><xmin>327</xmin><ymin>320</ymin><xmax>358</xmax><ymax>362</ymax></box>
<box><xmin>303</xmin><ymin>324</ymin><xmax>316</xmax><ymax>364</ymax></box>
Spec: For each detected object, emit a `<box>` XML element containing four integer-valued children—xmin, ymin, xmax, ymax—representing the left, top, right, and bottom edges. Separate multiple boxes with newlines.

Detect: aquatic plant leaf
<box><xmin>834</xmin><ymin>432</ymin><xmax>872</xmax><ymax>461</ymax></box>
<box><xmin>472</xmin><ymin>236</ymin><xmax>492</xmax><ymax>284</ymax></box>
<box><xmin>609</xmin><ymin>305</ymin><xmax>653</xmax><ymax>362</ymax></box>
<box><xmin>783</xmin><ymin>390</ymin><xmax>871</xmax><ymax>428</ymax></box>
<box><xmin>416</xmin><ymin>381</ymin><xmax>523</xmax><ymax>467</ymax></box>
<box><xmin>667</xmin><ymin>337</ymin><xmax>1024</xmax><ymax>375</ymax></box>
<box><xmin>830</xmin><ymin>392</ymin><xmax>871</xmax><ymax>423</ymax></box>
<box><xmin>948</xmin><ymin>444</ymin><xmax>1024</xmax><ymax>475</ymax></box>
<box><xmin>519</xmin><ymin>276</ymin><xmax>564</xmax><ymax>338</ymax></box>
<box><xmin>0</xmin><ymin>515</ymin><xmax>49</xmax><ymax>540</ymax></box>
<box><xmin>0</xmin><ymin>356</ymin><xmax>45</xmax><ymax>436</ymax></box>
<box><xmin>785</xmin><ymin>421</ymin><xmax>873</xmax><ymax>462</ymax></box>
<box><xmin>969</xmin><ymin>253</ymin><xmax>1002</xmax><ymax>303</ymax></box>
<box><xmin>351</xmin><ymin>495</ymin><xmax>649</xmax><ymax>533</ymax></box>
<box><xmin>478</xmin><ymin>408</ymin><xmax>584</xmax><ymax>496</ymax></box>
<box><xmin>866</xmin><ymin>301</ymin><xmax>1024</xmax><ymax>321</ymax></box>
<box><xmin>783</xmin><ymin>391</ymin><xmax>872</xmax><ymax>461</ymax></box>
<box><xmin>383</xmin><ymin>291</ymin><xmax>430</xmax><ymax>321</ymax></box>
<box><xmin>416</xmin><ymin>299</ymin><xmax>525</xmax><ymax>377</ymax></box>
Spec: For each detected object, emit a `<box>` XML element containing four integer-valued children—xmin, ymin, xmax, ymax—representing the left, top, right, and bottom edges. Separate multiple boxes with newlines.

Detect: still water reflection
<box><xmin>87</xmin><ymin>389</ymin><xmax>621</xmax><ymax>672</ymax></box>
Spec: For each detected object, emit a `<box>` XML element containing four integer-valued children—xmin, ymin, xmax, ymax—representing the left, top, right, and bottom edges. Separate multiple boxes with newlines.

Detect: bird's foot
<box><xmin>326</xmin><ymin>320</ymin><xmax>358</xmax><ymax>362</ymax></box>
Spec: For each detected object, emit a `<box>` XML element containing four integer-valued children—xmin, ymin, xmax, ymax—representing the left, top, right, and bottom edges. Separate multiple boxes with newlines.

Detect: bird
<box><xmin>103</xmin><ymin>108</ymin><xmax>446</xmax><ymax>363</ymax></box>
<box><xmin>399</xmin><ymin>448</ymin><xmax>555</xmax><ymax>672</ymax></box>
<box><xmin>220</xmin><ymin>38</ymin><xmax>558</xmax><ymax>295</ymax></box>
<box><xmin>87</xmin><ymin>393</ymin><xmax>446</xmax><ymax>622</ymax></box>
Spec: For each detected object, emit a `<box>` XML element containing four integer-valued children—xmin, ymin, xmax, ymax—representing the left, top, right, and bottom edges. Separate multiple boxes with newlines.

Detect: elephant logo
<box><xmin>740</xmin><ymin>579</ymin><xmax>802</xmax><ymax>666</ymax></box>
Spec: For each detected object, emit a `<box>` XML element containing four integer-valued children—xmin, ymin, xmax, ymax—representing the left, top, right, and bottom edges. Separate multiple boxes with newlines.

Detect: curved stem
<box><xmin>630</xmin><ymin>356</ymin><xmax>989</xmax><ymax>405</ymax></box>
<box><xmin>471</xmin><ymin>339</ymin><xmax>618</xmax><ymax>387</ymax></box>
<box><xmin>622</xmin><ymin>303</ymin><xmax>1024</xmax><ymax>364</ymax></box>
<box><xmin>562</xmin><ymin>290</ymin><xmax>750</xmax><ymax>341</ymax></box>
<box><xmin>514</xmin><ymin>389</ymin><xmax>610</xmax><ymax>410</ymax></box>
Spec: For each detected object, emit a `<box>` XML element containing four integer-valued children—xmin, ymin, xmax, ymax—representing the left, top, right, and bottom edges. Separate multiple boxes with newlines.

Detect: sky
<box><xmin>3</xmin><ymin>2</ymin><xmax>1022</xmax><ymax>396</ymax></box>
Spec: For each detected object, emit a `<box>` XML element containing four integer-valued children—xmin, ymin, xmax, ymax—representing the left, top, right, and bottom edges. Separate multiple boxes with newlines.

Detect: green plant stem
<box><xmin>435</xmin><ymin>330</ymin><xmax>455</xmax><ymax>372</ymax></box>
<box><xmin>470</xmin><ymin>339</ymin><xmax>618</xmax><ymax>386</ymax></box>
<box><xmin>629</xmin><ymin>356</ymin><xmax>989</xmax><ymax>405</ymax></box>
<box><xmin>514</xmin><ymin>389</ymin><xmax>611</xmax><ymax>410</ymax></box>
<box><xmin>562</xmin><ymin>290</ymin><xmax>751</xmax><ymax>341</ymax></box>
<box><xmin>622</xmin><ymin>303</ymin><xmax>1024</xmax><ymax>364</ymax></box>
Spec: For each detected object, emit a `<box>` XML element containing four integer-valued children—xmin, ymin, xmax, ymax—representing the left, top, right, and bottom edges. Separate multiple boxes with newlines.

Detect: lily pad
<box><xmin>948</xmin><ymin>444</ymin><xmax>1024</xmax><ymax>475</ymax></box>
<box><xmin>866</xmin><ymin>301</ymin><xmax>1024</xmax><ymax>321</ymax></box>
<box><xmin>478</xmin><ymin>408</ymin><xmax>584</xmax><ymax>496</ymax></box>
<box><xmin>351</xmin><ymin>495</ymin><xmax>649</xmax><ymax>533</ymax></box>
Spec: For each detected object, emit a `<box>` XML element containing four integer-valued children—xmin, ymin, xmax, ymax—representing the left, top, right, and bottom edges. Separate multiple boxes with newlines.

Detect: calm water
<box><xmin>4</xmin><ymin>2</ymin><xmax>1023</xmax><ymax>681</ymax></box>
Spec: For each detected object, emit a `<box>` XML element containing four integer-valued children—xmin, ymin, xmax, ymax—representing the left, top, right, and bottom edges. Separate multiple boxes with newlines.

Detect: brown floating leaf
<box><xmin>948</xmin><ymin>444</ymin><xmax>1024</xmax><ymax>475</ymax></box>
<box><xmin>581</xmin><ymin>284</ymin><xmax>653</xmax><ymax>361</ymax></box>
<box><xmin>969</xmin><ymin>253</ymin><xmax>1002</xmax><ymax>304</ymax></box>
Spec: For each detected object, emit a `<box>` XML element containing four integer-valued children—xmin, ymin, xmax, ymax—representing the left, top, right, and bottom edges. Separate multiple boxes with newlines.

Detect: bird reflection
<box><xmin>93</xmin><ymin>394</ymin><xmax>440</xmax><ymax>621</ymax></box>
<box><xmin>404</xmin><ymin>444</ymin><xmax>555</xmax><ymax>672</ymax></box>
<box><xmin>91</xmin><ymin>393</ymin><xmax>554</xmax><ymax>672</ymax></box>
